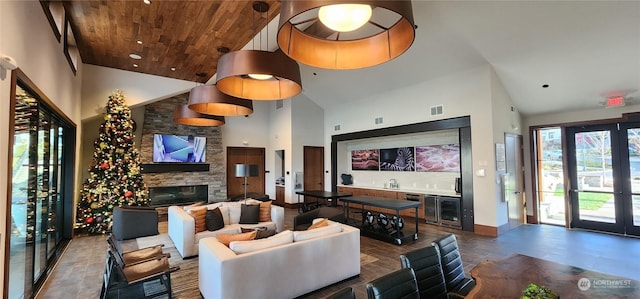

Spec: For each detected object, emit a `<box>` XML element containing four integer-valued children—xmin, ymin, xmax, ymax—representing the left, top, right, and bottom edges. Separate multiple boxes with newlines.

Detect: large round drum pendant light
<box><xmin>215</xmin><ymin>50</ymin><xmax>302</xmax><ymax>100</ymax></box>
<box><xmin>188</xmin><ymin>85</ymin><xmax>254</xmax><ymax>116</ymax></box>
<box><xmin>277</xmin><ymin>0</ymin><xmax>415</xmax><ymax>70</ymax></box>
<box><xmin>173</xmin><ymin>105</ymin><xmax>225</xmax><ymax>127</ymax></box>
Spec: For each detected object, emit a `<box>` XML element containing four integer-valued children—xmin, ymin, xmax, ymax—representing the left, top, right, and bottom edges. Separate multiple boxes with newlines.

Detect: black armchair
<box><xmin>400</xmin><ymin>245</ymin><xmax>449</xmax><ymax>299</ymax></box>
<box><xmin>366</xmin><ymin>268</ymin><xmax>420</xmax><ymax>299</ymax></box>
<box><xmin>293</xmin><ymin>207</ymin><xmax>346</xmax><ymax>230</ymax></box>
<box><xmin>112</xmin><ymin>206</ymin><xmax>159</xmax><ymax>241</ymax></box>
<box><xmin>432</xmin><ymin>234</ymin><xmax>475</xmax><ymax>297</ymax></box>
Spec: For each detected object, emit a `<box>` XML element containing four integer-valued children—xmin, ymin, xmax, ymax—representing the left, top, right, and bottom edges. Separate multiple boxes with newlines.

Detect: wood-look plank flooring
<box><xmin>36</xmin><ymin>208</ymin><xmax>640</xmax><ymax>299</ymax></box>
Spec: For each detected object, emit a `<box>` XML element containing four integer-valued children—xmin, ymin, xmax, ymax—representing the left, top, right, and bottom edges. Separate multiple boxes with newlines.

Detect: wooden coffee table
<box><xmin>467</xmin><ymin>254</ymin><xmax>639</xmax><ymax>298</ymax></box>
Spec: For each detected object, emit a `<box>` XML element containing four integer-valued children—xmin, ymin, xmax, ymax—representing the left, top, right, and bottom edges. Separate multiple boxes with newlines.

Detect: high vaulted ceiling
<box><xmin>65</xmin><ymin>1</ymin><xmax>640</xmax><ymax>117</ymax></box>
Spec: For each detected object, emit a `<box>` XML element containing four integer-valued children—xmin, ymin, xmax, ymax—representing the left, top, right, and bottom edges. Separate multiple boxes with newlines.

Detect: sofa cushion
<box><xmin>229</xmin><ymin>230</ymin><xmax>294</xmax><ymax>254</ymax></box>
<box><xmin>259</xmin><ymin>201</ymin><xmax>272</xmax><ymax>222</ymax></box>
<box><xmin>182</xmin><ymin>202</ymin><xmax>204</xmax><ymax>211</ymax></box>
<box><xmin>216</xmin><ymin>231</ymin><xmax>257</xmax><ymax>246</ymax></box>
<box><xmin>293</xmin><ymin>222</ymin><xmax>342</xmax><ymax>242</ymax></box>
<box><xmin>194</xmin><ymin>226</ymin><xmax>241</xmax><ymax>245</ymax></box>
<box><xmin>239</xmin><ymin>204</ymin><xmax>260</xmax><ymax>224</ymax></box>
<box><xmin>187</xmin><ymin>206</ymin><xmax>208</xmax><ymax>233</ymax></box>
<box><xmin>218</xmin><ymin>206</ymin><xmax>231</xmax><ymax>225</ymax></box>
<box><xmin>241</xmin><ymin>227</ymin><xmax>276</xmax><ymax>239</ymax></box>
<box><xmin>205</xmin><ymin>208</ymin><xmax>225</xmax><ymax>231</ymax></box>
<box><xmin>308</xmin><ymin>218</ymin><xmax>329</xmax><ymax>230</ymax></box>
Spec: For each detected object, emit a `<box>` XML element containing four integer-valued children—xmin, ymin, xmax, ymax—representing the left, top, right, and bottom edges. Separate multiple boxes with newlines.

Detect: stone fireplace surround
<box><xmin>139</xmin><ymin>93</ymin><xmax>226</xmax><ymax>203</ymax></box>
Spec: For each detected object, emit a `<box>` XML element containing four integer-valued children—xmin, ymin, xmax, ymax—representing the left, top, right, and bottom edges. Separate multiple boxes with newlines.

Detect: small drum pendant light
<box><xmin>215</xmin><ymin>50</ymin><xmax>302</xmax><ymax>101</ymax></box>
<box><xmin>277</xmin><ymin>0</ymin><xmax>416</xmax><ymax>70</ymax></box>
<box><xmin>215</xmin><ymin>1</ymin><xmax>302</xmax><ymax>101</ymax></box>
<box><xmin>173</xmin><ymin>104</ymin><xmax>225</xmax><ymax>126</ymax></box>
<box><xmin>187</xmin><ymin>84</ymin><xmax>254</xmax><ymax>116</ymax></box>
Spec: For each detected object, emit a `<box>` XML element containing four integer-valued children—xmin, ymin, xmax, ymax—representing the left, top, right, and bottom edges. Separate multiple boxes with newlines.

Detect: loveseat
<box><xmin>168</xmin><ymin>200</ymin><xmax>284</xmax><ymax>258</ymax></box>
<box><xmin>199</xmin><ymin>221</ymin><xmax>361</xmax><ymax>299</ymax></box>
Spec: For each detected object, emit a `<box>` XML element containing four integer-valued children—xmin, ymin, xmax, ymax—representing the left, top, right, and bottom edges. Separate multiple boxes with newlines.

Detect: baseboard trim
<box><xmin>474</xmin><ymin>224</ymin><xmax>498</xmax><ymax>237</ymax></box>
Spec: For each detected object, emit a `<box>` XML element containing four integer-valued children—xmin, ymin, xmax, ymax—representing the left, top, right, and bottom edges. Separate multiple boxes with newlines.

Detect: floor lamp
<box><xmin>235</xmin><ymin>164</ymin><xmax>258</xmax><ymax>204</ymax></box>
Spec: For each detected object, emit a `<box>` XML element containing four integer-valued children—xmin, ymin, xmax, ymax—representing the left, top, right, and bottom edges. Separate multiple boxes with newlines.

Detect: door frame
<box><xmin>566</xmin><ymin>123</ymin><xmax>625</xmax><ymax>234</ymax></box>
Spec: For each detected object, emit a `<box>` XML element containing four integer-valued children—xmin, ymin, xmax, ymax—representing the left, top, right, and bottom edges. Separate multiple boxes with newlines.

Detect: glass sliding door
<box><xmin>7</xmin><ymin>73</ymin><xmax>75</xmax><ymax>299</ymax></box>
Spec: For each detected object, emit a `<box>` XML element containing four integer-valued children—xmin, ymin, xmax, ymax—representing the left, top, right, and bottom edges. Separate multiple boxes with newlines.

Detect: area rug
<box><xmin>132</xmin><ymin>233</ymin><xmax>373</xmax><ymax>299</ymax></box>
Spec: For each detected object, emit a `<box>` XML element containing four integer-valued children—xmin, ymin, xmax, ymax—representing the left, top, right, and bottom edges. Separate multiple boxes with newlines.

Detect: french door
<box><xmin>566</xmin><ymin>123</ymin><xmax>640</xmax><ymax>236</ymax></box>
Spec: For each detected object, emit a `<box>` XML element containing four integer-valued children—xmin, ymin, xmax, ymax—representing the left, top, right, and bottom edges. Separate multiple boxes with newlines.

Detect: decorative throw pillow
<box><xmin>307</xmin><ymin>218</ymin><xmax>329</xmax><ymax>230</ymax></box>
<box><xmin>216</xmin><ymin>231</ymin><xmax>257</xmax><ymax>246</ymax></box>
<box><xmin>186</xmin><ymin>206</ymin><xmax>207</xmax><ymax>233</ymax></box>
<box><xmin>205</xmin><ymin>207</ymin><xmax>225</xmax><ymax>231</ymax></box>
<box><xmin>259</xmin><ymin>201</ymin><xmax>271</xmax><ymax>222</ymax></box>
<box><xmin>241</xmin><ymin>227</ymin><xmax>276</xmax><ymax>239</ymax></box>
<box><xmin>239</xmin><ymin>204</ymin><xmax>260</xmax><ymax>224</ymax></box>
<box><xmin>229</xmin><ymin>230</ymin><xmax>294</xmax><ymax>254</ymax></box>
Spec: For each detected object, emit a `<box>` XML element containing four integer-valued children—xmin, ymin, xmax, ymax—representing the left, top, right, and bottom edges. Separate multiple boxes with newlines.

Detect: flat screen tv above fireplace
<box><xmin>153</xmin><ymin>134</ymin><xmax>206</xmax><ymax>163</ymax></box>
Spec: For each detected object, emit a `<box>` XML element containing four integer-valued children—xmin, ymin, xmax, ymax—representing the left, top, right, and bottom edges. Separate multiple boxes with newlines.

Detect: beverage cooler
<box><xmin>423</xmin><ymin>195</ymin><xmax>462</xmax><ymax>229</ymax></box>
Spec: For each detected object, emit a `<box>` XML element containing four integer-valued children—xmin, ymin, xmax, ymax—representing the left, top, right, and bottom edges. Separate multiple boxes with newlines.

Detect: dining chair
<box><xmin>326</xmin><ymin>286</ymin><xmax>356</xmax><ymax>299</ymax></box>
<box><xmin>400</xmin><ymin>245</ymin><xmax>449</xmax><ymax>299</ymax></box>
<box><xmin>432</xmin><ymin>234</ymin><xmax>476</xmax><ymax>297</ymax></box>
<box><xmin>366</xmin><ymin>268</ymin><xmax>420</xmax><ymax>299</ymax></box>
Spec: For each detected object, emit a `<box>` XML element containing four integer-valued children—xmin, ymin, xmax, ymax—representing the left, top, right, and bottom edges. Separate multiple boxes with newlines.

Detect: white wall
<box><xmin>490</xmin><ymin>67</ymin><xmax>523</xmax><ymax>227</ymax></box>
<box><xmin>0</xmin><ymin>0</ymin><xmax>83</xmax><ymax>291</ymax></box>
<box><xmin>323</xmin><ymin>65</ymin><xmax>508</xmax><ymax>227</ymax></box>
<box><xmin>268</xmin><ymin>100</ymin><xmax>293</xmax><ymax>201</ymax></box>
<box><xmin>292</xmin><ymin>93</ymin><xmax>325</xmax><ymax>199</ymax></box>
<box><xmin>81</xmin><ymin>64</ymin><xmax>195</xmax><ymax>120</ymax></box>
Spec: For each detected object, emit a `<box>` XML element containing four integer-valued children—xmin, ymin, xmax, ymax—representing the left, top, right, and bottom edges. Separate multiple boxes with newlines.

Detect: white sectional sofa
<box><xmin>198</xmin><ymin>221</ymin><xmax>361</xmax><ymax>299</ymax></box>
<box><xmin>168</xmin><ymin>200</ymin><xmax>284</xmax><ymax>258</ymax></box>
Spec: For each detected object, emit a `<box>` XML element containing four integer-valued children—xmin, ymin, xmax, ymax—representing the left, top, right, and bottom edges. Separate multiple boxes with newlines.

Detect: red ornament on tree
<box><xmin>100</xmin><ymin>162</ymin><xmax>109</xmax><ymax>170</ymax></box>
<box><xmin>125</xmin><ymin>190</ymin><xmax>133</xmax><ymax>198</ymax></box>
<box><xmin>86</xmin><ymin>217</ymin><xmax>94</xmax><ymax>224</ymax></box>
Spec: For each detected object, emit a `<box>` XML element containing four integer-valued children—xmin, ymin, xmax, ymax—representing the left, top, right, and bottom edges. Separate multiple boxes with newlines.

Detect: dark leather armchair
<box><xmin>432</xmin><ymin>234</ymin><xmax>475</xmax><ymax>297</ymax></box>
<box><xmin>112</xmin><ymin>206</ymin><xmax>159</xmax><ymax>241</ymax></box>
<box><xmin>293</xmin><ymin>207</ymin><xmax>346</xmax><ymax>230</ymax></box>
<box><xmin>366</xmin><ymin>268</ymin><xmax>420</xmax><ymax>299</ymax></box>
<box><xmin>400</xmin><ymin>245</ymin><xmax>449</xmax><ymax>299</ymax></box>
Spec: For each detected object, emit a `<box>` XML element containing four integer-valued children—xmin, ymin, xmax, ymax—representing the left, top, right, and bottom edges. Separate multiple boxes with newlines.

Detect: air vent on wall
<box><xmin>276</xmin><ymin>100</ymin><xmax>284</xmax><ymax>109</ymax></box>
<box><xmin>334</xmin><ymin>124</ymin><xmax>341</xmax><ymax>131</ymax></box>
<box><xmin>430</xmin><ymin>105</ymin><xmax>443</xmax><ymax>116</ymax></box>
<box><xmin>375</xmin><ymin>117</ymin><xmax>383</xmax><ymax>124</ymax></box>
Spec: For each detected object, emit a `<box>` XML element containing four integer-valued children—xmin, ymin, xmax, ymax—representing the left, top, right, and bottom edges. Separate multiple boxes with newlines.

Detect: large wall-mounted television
<box><xmin>153</xmin><ymin>134</ymin><xmax>206</xmax><ymax>163</ymax></box>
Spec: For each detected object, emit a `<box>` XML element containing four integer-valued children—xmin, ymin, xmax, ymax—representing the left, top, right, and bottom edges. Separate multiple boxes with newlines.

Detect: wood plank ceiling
<box><xmin>65</xmin><ymin>0</ymin><xmax>281</xmax><ymax>83</ymax></box>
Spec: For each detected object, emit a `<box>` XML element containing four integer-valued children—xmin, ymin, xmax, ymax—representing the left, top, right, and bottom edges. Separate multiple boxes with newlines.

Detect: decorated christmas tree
<box><xmin>76</xmin><ymin>91</ymin><xmax>149</xmax><ymax>234</ymax></box>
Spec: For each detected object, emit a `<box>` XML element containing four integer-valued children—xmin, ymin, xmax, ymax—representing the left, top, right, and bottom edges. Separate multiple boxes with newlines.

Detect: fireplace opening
<box><xmin>148</xmin><ymin>185</ymin><xmax>208</xmax><ymax>207</ymax></box>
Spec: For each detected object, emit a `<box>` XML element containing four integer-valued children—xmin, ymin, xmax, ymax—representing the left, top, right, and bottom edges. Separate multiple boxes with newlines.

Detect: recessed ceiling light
<box><xmin>542</xmin><ymin>84</ymin><xmax>549</xmax><ymax>88</ymax></box>
<box><xmin>133</xmin><ymin>64</ymin><xmax>139</xmax><ymax>68</ymax></box>
<box><xmin>136</xmin><ymin>40</ymin><xmax>143</xmax><ymax>45</ymax></box>
<box><xmin>143</xmin><ymin>0</ymin><xmax>151</xmax><ymax>4</ymax></box>
<box><xmin>129</xmin><ymin>53</ymin><xmax>142</xmax><ymax>60</ymax></box>
<box><xmin>171</xmin><ymin>67</ymin><xmax>176</xmax><ymax>71</ymax></box>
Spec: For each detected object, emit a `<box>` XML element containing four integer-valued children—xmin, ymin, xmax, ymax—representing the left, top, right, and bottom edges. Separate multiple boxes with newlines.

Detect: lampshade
<box><xmin>277</xmin><ymin>0</ymin><xmax>416</xmax><ymax>70</ymax></box>
<box><xmin>215</xmin><ymin>50</ymin><xmax>302</xmax><ymax>100</ymax></box>
<box><xmin>235</xmin><ymin>164</ymin><xmax>259</xmax><ymax>177</ymax></box>
<box><xmin>173</xmin><ymin>105</ymin><xmax>225</xmax><ymax>126</ymax></box>
<box><xmin>187</xmin><ymin>85</ymin><xmax>253</xmax><ymax>116</ymax></box>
